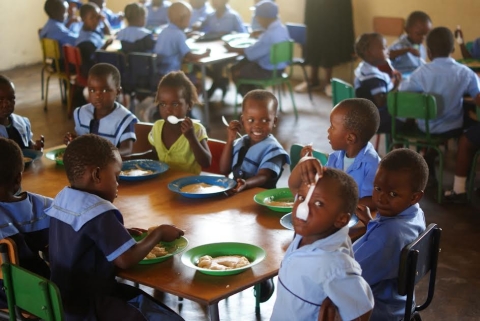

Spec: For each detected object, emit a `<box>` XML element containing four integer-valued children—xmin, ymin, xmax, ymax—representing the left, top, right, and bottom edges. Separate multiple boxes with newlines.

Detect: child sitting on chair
<box><xmin>0</xmin><ymin>75</ymin><xmax>44</xmax><ymax>150</ymax></box>
<box><xmin>226</xmin><ymin>1</ymin><xmax>290</xmax><ymax>96</ymax></box>
<box><xmin>0</xmin><ymin>138</ymin><xmax>51</xmax><ymax>309</ymax></box>
<box><xmin>146</xmin><ymin>0</ymin><xmax>171</xmax><ymax>29</ymax></box>
<box><xmin>39</xmin><ymin>0</ymin><xmax>77</xmax><ymax>49</ymax></box>
<box><xmin>219</xmin><ymin>89</ymin><xmax>290</xmax><ymax>193</ymax></box>
<box><xmin>147</xmin><ymin>71</ymin><xmax>212</xmax><ymax>174</ymax></box>
<box><xmin>89</xmin><ymin>0</ymin><xmax>124</xmax><ymax>30</ymax></box>
<box><xmin>271</xmin><ymin>167</ymin><xmax>374</xmax><ymax>321</ymax></box>
<box><xmin>64</xmin><ymin>63</ymin><xmax>138</xmax><ymax>156</ymax></box>
<box><xmin>353</xmin><ymin>148</ymin><xmax>427</xmax><ymax>321</ymax></box>
<box><xmin>46</xmin><ymin>134</ymin><xmax>185</xmax><ymax>321</ymax></box>
<box><xmin>116</xmin><ymin>2</ymin><xmax>155</xmax><ymax>54</ymax></box>
<box><xmin>389</xmin><ymin>11</ymin><xmax>432</xmax><ymax>74</ymax></box>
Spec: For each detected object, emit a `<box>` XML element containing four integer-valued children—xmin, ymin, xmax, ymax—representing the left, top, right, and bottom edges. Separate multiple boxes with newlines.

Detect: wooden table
<box><xmin>22</xmin><ymin>151</ymin><xmax>293</xmax><ymax>321</ymax></box>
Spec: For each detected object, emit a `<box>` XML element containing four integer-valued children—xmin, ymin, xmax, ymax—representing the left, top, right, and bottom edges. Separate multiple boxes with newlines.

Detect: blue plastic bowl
<box><xmin>119</xmin><ymin>159</ymin><xmax>169</xmax><ymax>181</ymax></box>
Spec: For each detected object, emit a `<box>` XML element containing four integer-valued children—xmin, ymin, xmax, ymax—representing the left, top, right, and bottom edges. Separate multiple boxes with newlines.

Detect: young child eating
<box><xmin>46</xmin><ymin>134</ymin><xmax>185</xmax><ymax>320</ymax></box>
<box><xmin>116</xmin><ymin>2</ymin><xmax>155</xmax><ymax>54</ymax></box>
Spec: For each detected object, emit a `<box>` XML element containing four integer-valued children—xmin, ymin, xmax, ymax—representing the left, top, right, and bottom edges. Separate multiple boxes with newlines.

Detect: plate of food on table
<box><xmin>254</xmin><ymin>187</ymin><xmax>294</xmax><ymax>213</ymax></box>
<box><xmin>45</xmin><ymin>147</ymin><xmax>66</xmax><ymax>165</ymax></box>
<box><xmin>168</xmin><ymin>175</ymin><xmax>236</xmax><ymax>198</ymax></box>
<box><xmin>119</xmin><ymin>159</ymin><xmax>169</xmax><ymax>181</ymax></box>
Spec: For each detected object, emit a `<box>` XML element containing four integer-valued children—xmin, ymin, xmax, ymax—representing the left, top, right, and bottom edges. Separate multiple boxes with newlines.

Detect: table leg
<box><xmin>208</xmin><ymin>303</ymin><xmax>220</xmax><ymax>321</ymax></box>
<box><xmin>201</xmin><ymin>64</ymin><xmax>210</xmax><ymax>130</ymax></box>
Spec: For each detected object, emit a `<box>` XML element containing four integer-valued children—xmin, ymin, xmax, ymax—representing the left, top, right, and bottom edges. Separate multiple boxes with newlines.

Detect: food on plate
<box><xmin>55</xmin><ymin>152</ymin><xmax>64</xmax><ymax>161</ymax></box>
<box><xmin>144</xmin><ymin>246</ymin><xmax>168</xmax><ymax>260</ymax></box>
<box><xmin>120</xmin><ymin>164</ymin><xmax>154</xmax><ymax>176</ymax></box>
<box><xmin>23</xmin><ymin>157</ymin><xmax>33</xmax><ymax>163</ymax></box>
<box><xmin>264</xmin><ymin>197</ymin><xmax>294</xmax><ymax>207</ymax></box>
<box><xmin>180</xmin><ymin>182</ymin><xmax>226</xmax><ymax>194</ymax></box>
<box><xmin>197</xmin><ymin>255</ymin><xmax>251</xmax><ymax>270</ymax></box>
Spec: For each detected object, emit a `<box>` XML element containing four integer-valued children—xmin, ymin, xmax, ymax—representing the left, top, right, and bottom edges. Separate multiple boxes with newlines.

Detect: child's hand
<box><xmin>64</xmin><ymin>132</ymin><xmax>76</xmax><ymax>145</ymax></box>
<box><xmin>298</xmin><ymin>158</ymin><xmax>324</xmax><ymax>186</ymax></box>
<box><xmin>454</xmin><ymin>27</ymin><xmax>464</xmax><ymax>44</ymax></box>
<box><xmin>180</xmin><ymin>117</ymin><xmax>195</xmax><ymax>138</ymax></box>
<box><xmin>127</xmin><ymin>227</ymin><xmax>146</xmax><ymax>236</ymax></box>
<box><xmin>229</xmin><ymin>178</ymin><xmax>246</xmax><ymax>194</ymax></box>
<box><xmin>409</xmin><ymin>47</ymin><xmax>420</xmax><ymax>57</ymax></box>
<box><xmin>355</xmin><ymin>204</ymin><xmax>373</xmax><ymax>225</ymax></box>
<box><xmin>300</xmin><ymin>145</ymin><xmax>313</xmax><ymax>158</ymax></box>
<box><xmin>226</xmin><ymin>120</ymin><xmax>242</xmax><ymax>142</ymax></box>
<box><xmin>156</xmin><ymin>224</ymin><xmax>185</xmax><ymax>242</ymax></box>
<box><xmin>391</xmin><ymin>70</ymin><xmax>402</xmax><ymax>88</ymax></box>
<box><xmin>33</xmin><ymin>135</ymin><xmax>44</xmax><ymax>151</ymax></box>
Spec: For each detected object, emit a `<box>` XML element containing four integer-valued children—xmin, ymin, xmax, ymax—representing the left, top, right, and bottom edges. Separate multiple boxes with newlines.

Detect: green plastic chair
<box><xmin>0</xmin><ymin>243</ymin><xmax>64</xmax><ymax>321</ymax></box>
<box><xmin>466</xmin><ymin>41</ymin><xmax>474</xmax><ymax>53</ymax></box>
<box><xmin>387</xmin><ymin>92</ymin><xmax>452</xmax><ymax>203</ymax></box>
<box><xmin>234</xmin><ymin>40</ymin><xmax>298</xmax><ymax>119</ymax></box>
<box><xmin>289</xmin><ymin>143</ymin><xmax>328</xmax><ymax>172</ymax></box>
<box><xmin>331</xmin><ymin>78</ymin><xmax>355</xmax><ymax>106</ymax></box>
<box><xmin>467</xmin><ymin>106</ymin><xmax>480</xmax><ymax>202</ymax></box>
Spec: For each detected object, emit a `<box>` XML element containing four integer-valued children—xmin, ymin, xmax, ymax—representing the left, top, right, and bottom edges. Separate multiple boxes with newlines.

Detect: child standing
<box><xmin>389</xmin><ymin>11</ymin><xmax>432</xmax><ymax>74</ymax></box>
<box><xmin>219</xmin><ymin>89</ymin><xmax>290</xmax><ymax>193</ymax></box>
<box><xmin>272</xmin><ymin>167</ymin><xmax>374</xmax><ymax>321</ymax></box>
<box><xmin>39</xmin><ymin>0</ymin><xmax>77</xmax><ymax>49</ymax></box>
<box><xmin>148</xmin><ymin>71</ymin><xmax>212</xmax><ymax>174</ymax></box>
<box><xmin>353</xmin><ymin>148</ymin><xmax>428</xmax><ymax>320</ymax></box>
<box><xmin>64</xmin><ymin>63</ymin><xmax>138</xmax><ymax>156</ymax></box>
<box><xmin>116</xmin><ymin>2</ymin><xmax>155</xmax><ymax>54</ymax></box>
<box><xmin>46</xmin><ymin>134</ymin><xmax>185</xmax><ymax>321</ymax></box>
<box><xmin>0</xmin><ymin>138</ymin><xmax>51</xmax><ymax>310</ymax></box>
<box><xmin>0</xmin><ymin>75</ymin><xmax>44</xmax><ymax>150</ymax></box>
<box><xmin>146</xmin><ymin>0</ymin><xmax>172</xmax><ymax>29</ymax></box>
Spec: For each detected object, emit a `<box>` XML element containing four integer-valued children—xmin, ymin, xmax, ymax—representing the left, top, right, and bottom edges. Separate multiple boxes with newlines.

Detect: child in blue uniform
<box><xmin>65</xmin><ymin>0</ymin><xmax>83</xmax><ymax>35</ymax></box>
<box><xmin>146</xmin><ymin>0</ymin><xmax>172</xmax><ymax>29</ymax></box>
<box><xmin>147</xmin><ymin>71</ymin><xmax>212</xmax><ymax>174</ymax></box>
<box><xmin>389</xmin><ymin>11</ymin><xmax>432</xmax><ymax>74</ymax></box>
<box><xmin>353</xmin><ymin>148</ymin><xmax>428</xmax><ymax>321</ymax></box>
<box><xmin>46</xmin><ymin>134</ymin><xmax>185</xmax><ymax>321</ymax></box>
<box><xmin>64</xmin><ymin>63</ymin><xmax>138</xmax><ymax>156</ymax></box>
<box><xmin>226</xmin><ymin>1</ymin><xmax>290</xmax><ymax>96</ymax></box>
<box><xmin>39</xmin><ymin>0</ymin><xmax>77</xmax><ymax>50</ymax></box>
<box><xmin>0</xmin><ymin>138</ymin><xmax>51</xmax><ymax>310</ymax></box>
<box><xmin>220</xmin><ymin>89</ymin><xmax>290</xmax><ymax>193</ymax></box>
<box><xmin>0</xmin><ymin>75</ymin><xmax>44</xmax><ymax>150</ymax></box>
<box><xmin>273</xmin><ymin>167</ymin><xmax>374</xmax><ymax>321</ymax></box>
<box><xmin>89</xmin><ymin>0</ymin><xmax>124</xmax><ymax>30</ymax></box>
<box><xmin>116</xmin><ymin>2</ymin><xmax>155</xmax><ymax>54</ymax></box>
<box><xmin>189</xmin><ymin>0</ymin><xmax>213</xmax><ymax>28</ymax></box>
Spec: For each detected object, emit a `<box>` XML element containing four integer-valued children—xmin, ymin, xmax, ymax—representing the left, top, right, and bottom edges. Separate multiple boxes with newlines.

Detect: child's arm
<box><xmin>388</xmin><ymin>47</ymin><xmax>420</xmax><ymax>59</ymax></box>
<box><xmin>114</xmin><ymin>224</ymin><xmax>184</xmax><ymax>269</ymax></box>
<box><xmin>181</xmin><ymin>118</ymin><xmax>211</xmax><ymax>168</ymax></box>
<box><xmin>64</xmin><ymin>132</ymin><xmax>77</xmax><ymax>145</ymax></box>
<box><xmin>99</xmin><ymin>14</ymin><xmax>112</xmax><ymax>36</ymax></box>
<box><xmin>184</xmin><ymin>49</ymin><xmax>211</xmax><ymax>62</ymax></box>
<box><xmin>117</xmin><ymin>138</ymin><xmax>134</xmax><ymax>157</ymax></box>
<box><xmin>219</xmin><ymin>120</ymin><xmax>242</xmax><ymax>175</ymax></box>
<box><xmin>101</xmin><ymin>38</ymin><xmax>114</xmax><ymax>50</ymax></box>
<box><xmin>232</xmin><ymin>168</ymin><xmax>276</xmax><ymax>193</ymax></box>
<box><xmin>288</xmin><ymin>157</ymin><xmax>324</xmax><ymax>196</ymax></box>
<box><xmin>224</xmin><ymin>42</ymin><xmax>245</xmax><ymax>54</ymax></box>
<box><xmin>358</xmin><ymin>197</ymin><xmax>376</xmax><ymax>213</ymax></box>
<box><xmin>29</xmin><ymin>135</ymin><xmax>44</xmax><ymax>151</ymax></box>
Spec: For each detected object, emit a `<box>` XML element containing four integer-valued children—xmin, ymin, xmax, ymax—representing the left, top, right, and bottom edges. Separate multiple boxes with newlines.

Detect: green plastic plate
<box><xmin>253</xmin><ymin>188</ymin><xmax>294</xmax><ymax>213</ymax></box>
<box><xmin>132</xmin><ymin>233</ymin><xmax>189</xmax><ymax>265</ymax></box>
<box><xmin>45</xmin><ymin>147</ymin><xmax>66</xmax><ymax>165</ymax></box>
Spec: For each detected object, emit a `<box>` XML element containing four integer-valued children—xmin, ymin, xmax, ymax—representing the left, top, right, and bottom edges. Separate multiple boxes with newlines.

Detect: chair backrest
<box><xmin>131</xmin><ymin>122</ymin><xmax>154</xmax><ymax>154</ymax></box>
<box><xmin>331</xmin><ymin>78</ymin><xmax>355</xmax><ymax>106</ymax></box>
<box><xmin>202</xmin><ymin>138</ymin><xmax>227</xmax><ymax>175</ymax></box>
<box><xmin>95</xmin><ymin>50</ymin><xmax>127</xmax><ymax>75</ymax></box>
<box><xmin>290</xmin><ymin>143</ymin><xmax>328</xmax><ymax>172</ymax></box>
<box><xmin>127</xmin><ymin>52</ymin><xmax>158</xmax><ymax>94</ymax></box>
<box><xmin>286</xmin><ymin>23</ymin><xmax>307</xmax><ymax>46</ymax></box>
<box><xmin>41</xmin><ymin>38</ymin><xmax>63</xmax><ymax>73</ymax></box>
<box><xmin>0</xmin><ymin>238</ymin><xmax>18</xmax><ymax>280</ymax></box>
<box><xmin>63</xmin><ymin>44</ymin><xmax>88</xmax><ymax>86</ymax></box>
<box><xmin>270</xmin><ymin>41</ymin><xmax>294</xmax><ymax>77</ymax></box>
<box><xmin>398</xmin><ymin>223</ymin><xmax>442</xmax><ymax>321</ymax></box>
<box><xmin>373</xmin><ymin>16</ymin><xmax>405</xmax><ymax>37</ymax></box>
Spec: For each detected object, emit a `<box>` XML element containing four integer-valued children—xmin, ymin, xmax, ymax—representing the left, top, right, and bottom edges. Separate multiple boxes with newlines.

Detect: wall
<box><xmin>1</xmin><ymin>0</ymin><xmax>478</xmax><ymax>71</ymax></box>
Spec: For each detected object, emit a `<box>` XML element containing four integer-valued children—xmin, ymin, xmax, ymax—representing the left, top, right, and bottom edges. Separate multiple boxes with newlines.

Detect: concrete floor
<box><xmin>3</xmin><ymin>63</ymin><xmax>480</xmax><ymax>320</ymax></box>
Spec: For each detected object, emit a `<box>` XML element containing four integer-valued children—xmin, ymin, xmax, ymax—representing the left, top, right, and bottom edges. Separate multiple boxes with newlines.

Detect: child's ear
<box><xmin>91</xmin><ymin>167</ymin><xmax>102</xmax><ymax>184</ymax></box>
<box><xmin>410</xmin><ymin>190</ymin><xmax>424</xmax><ymax>205</ymax></box>
<box><xmin>346</xmin><ymin>132</ymin><xmax>357</xmax><ymax>145</ymax></box>
<box><xmin>334</xmin><ymin>212</ymin><xmax>350</xmax><ymax>229</ymax></box>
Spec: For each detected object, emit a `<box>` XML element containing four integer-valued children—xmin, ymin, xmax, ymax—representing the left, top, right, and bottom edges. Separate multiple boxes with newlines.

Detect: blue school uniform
<box><xmin>271</xmin><ymin>226</ymin><xmax>374</xmax><ymax>321</ymax></box>
<box><xmin>201</xmin><ymin>6</ymin><xmax>246</xmax><ymax>34</ymax></box>
<box><xmin>75</xmin><ymin>29</ymin><xmax>104</xmax><ymax>48</ymax></box>
<box><xmin>0</xmin><ymin>113</ymin><xmax>33</xmax><ymax>149</ymax></box>
<box><xmin>389</xmin><ymin>35</ymin><xmax>427</xmax><ymax>74</ymax></box>
<box><xmin>116</xmin><ymin>26</ymin><xmax>155</xmax><ymax>54</ymax></box>
<box><xmin>326</xmin><ymin>142</ymin><xmax>380</xmax><ymax>199</ymax></box>
<box><xmin>45</xmin><ymin>187</ymin><xmax>184</xmax><ymax>321</ymax></box>
<box><xmin>244</xmin><ymin>19</ymin><xmax>290</xmax><ymax>71</ymax></box>
<box><xmin>153</xmin><ymin>23</ymin><xmax>191</xmax><ymax>76</ymax></box>
<box><xmin>39</xmin><ymin>18</ymin><xmax>77</xmax><ymax>48</ymax></box>
<box><xmin>146</xmin><ymin>1</ymin><xmax>171</xmax><ymax>29</ymax></box>
<box><xmin>190</xmin><ymin>2</ymin><xmax>214</xmax><ymax>27</ymax></box>
<box><xmin>399</xmin><ymin>57</ymin><xmax>480</xmax><ymax>134</ymax></box>
<box><xmin>353</xmin><ymin>203</ymin><xmax>426</xmax><ymax>321</ymax></box>
<box><xmin>74</xmin><ymin>102</ymin><xmax>138</xmax><ymax>147</ymax></box>
<box><xmin>103</xmin><ymin>7</ymin><xmax>123</xmax><ymax>30</ymax></box>
<box><xmin>68</xmin><ymin>21</ymin><xmax>83</xmax><ymax>35</ymax></box>
<box><xmin>231</xmin><ymin>135</ymin><xmax>290</xmax><ymax>189</ymax></box>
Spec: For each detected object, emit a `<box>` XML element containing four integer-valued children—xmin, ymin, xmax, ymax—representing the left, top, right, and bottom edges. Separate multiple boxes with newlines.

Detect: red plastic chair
<box><xmin>202</xmin><ymin>138</ymin><xmax>226</xmax><ymax>175</ymax></box>
<box><xmin>63</xmin><ymin>44</ymin><xmax>88</xmax><ymax>117</ymax></box>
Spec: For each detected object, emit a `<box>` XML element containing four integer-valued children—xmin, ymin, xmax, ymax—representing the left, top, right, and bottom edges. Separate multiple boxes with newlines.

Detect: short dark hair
<box><xmin>427</xmin><ymin>27</ymin><xmax>454</xmax><ymax>57</ymax></box>
<box><xmin>355</xmin><ymin>33</ymin><xmax>383</xmax><ymax>60</ymax></box>
<box><xmin>44</xmin><ymin>0</ymin><xmax>66</xmax><ymax>19</ymax></box>
<box><xmin>80</xmin><ymin>2</ymin><xmax>99</xmax><ymax>19</ymax></box>
<box><xmin>405</xmin><ymin>11</ymin><xmax>431</xmax><ymax>29</ymax></box>
<box><xmin>88</xmin><ymin>63</ymin><xmax>121</xmax><ymax>88</ymax></box>
<box><xmin>0</xmin><ymin>75</ymin><xmax>13</xmax><ymax>88</ymax></box>
<box><xmin>0</xmin><ymin>138</ymin><xmax>23</xmax><ymax>187</ymax></box>
<box><xmin>321</xmin><ymin>168</ymin><xmax>359</xmax><ymax>215</ymax></box>
<box><xmin>336</xmin><ymin>98</ymin><xmax>380</xmax><ymax>144</ymax></box>
<box><xmin>64</xmin><ymin>134</ymin><xmax>118</xmax><ymax>184</ymax></box>
<box><xmin>380</xmin><ymin>148</ymin><xmax>429</xmax><ymax>191</ymax></box>
<box><xmin>124</xmin><ymin>3</ymin><xmax>146</xmax><ymax>24</ymax></box>
<box><xmin>242</xmin><ymin>89</ymin><xmax>278</xmax><ymax>114</ymax></box>
<box><xmin>155</xmin><ymin>71</ymin><xmax>199</xmax><ymax>107</ymax></box>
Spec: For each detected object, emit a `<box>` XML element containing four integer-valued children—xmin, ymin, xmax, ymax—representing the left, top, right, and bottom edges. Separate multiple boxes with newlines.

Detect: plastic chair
<box><xmin>95</xmin><ymin>50</ymin><xmax>128</xmax><ymax>88</ymax></box>
<box><xmin>202</xmin><ymin>138</ymin><xmax>226</xmax><ymax>175</ymax></box>
<box><xmin>398</xmin><ymin>223</ymin><xmax>442</xmax><ymax>321</ymax></box>
<box><xmin>40</xmin><ymin>38</ymin><xmax>70</xmax><ymax>112</ymax></box>
<box><xmin>286</xmin><ymin>23</ymin><xmax>312</xmax><ymax>102</ymax></box>
<box><xmin>131</xmin><ymin>122</ymin><xmax>154</xmax><ymax>155</ymax></box>
<box><xmin>289</xmin><ymin>143</ymin><xmax>328</xmax><ymax>172</ymax></box>
<box><xmin>331</xmin><ymin>78</ymin><xmax>354</xmax><ymax>106</ymax></box>
<box><xmin>0</xmin><ymin>239</ymin><xmax>18</xmax><ymax>320</ymax></box>
<box><xmin>387</xmin><ymin>92</ymin><xmax>452</xmax><ymax>203</ymax></box>
<box><xmin>63</xmin><ymin>44</ymin><xmax>88</xmax><ymax>117</ymax></box>
<box><xmin>235</xmin><ymin>40</ymin><xmax>298</xmax><ymax>119</ymax></box>
<box><xmin>127</xmin><ymin>52</ymin><xmax>158</xmax><ymax>98</ymax></box>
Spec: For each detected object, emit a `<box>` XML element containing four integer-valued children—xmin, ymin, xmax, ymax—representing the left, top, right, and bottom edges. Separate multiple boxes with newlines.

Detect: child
<box><xmin>389</xmin><ymin>11</ymin><xmax>432</xmax><ymax>74</ymax></box>
<box><xmin>45</xmin><ymin>134</ymin><xmax>185</xmax><ymax>321</ymax></box>
<box><xmin>76</xmin><ymin>2</ymin><xmax>114</xmax><ymax>79</ymax></box>
<box><xmin>116</xmin><ymin>2</ymin><xmax>155</xmax><ymax>54</ymax></box>
<box><xmin>189</xmin><ymin>0</ymin><xmax>213</xmax><ymax>28</ymax></box>
<box><xmin>0</xmin><ymin>75</ymin><xmax>44</xmax><ymax>150</ymax></box>
<box><xmin>354</xmin><ymin>32</ymin><xmax>403</xmax><ymax>133</ymax></box>
<box><xmin>226</xmin><ymin>1</ymin><xmax>290</xmax><ymax>96</ymax></box>
<box><xmin>153</xmin><ymin>2</ymin><xmax>211</xmax><ymax>78</ymax></box>
<box><xmin>64</xmin><ymin>63</ymin><xmax>138</xmax><ymax>156</ymax></box>
<box><xmin>272</xmin><ymin>167</ymin><xmax>374</xmax><ymax>321</ymax></box>
<box><xmin>146</xmin><ymin>0</ymin><xmax>172</xmax><ymax>29</ymax></box>
<box><xmin>39</xmin><ymin>0</ymin><xmax>77</xmax><ymax>49</ymax></box>
<box><xmin>0</xmin><ymin>138</ymin><xmax>51</xmax><ymax>310</ymax></box>
<box><xmin>89</xmin><ymin>0</ymin><xmax>124</xmax><ymax>30</ymax></box>
<box><xmin>353</xmin><ymin>148</ymin><xmax>428</xmax><ymax>320</ymax></box>
<box><xmin>454</xmin><ymin>26</ymin><xmax>480</xmax><ymax>59</ymax></box>
<box><xmin>249</xmin><ymin>0</ymin><xmax>273</xmax><ymax>33</ymax></box>
<box><xmin>147</xmin><ymin>71</ymin><xmax>212</xmax><ymax>174</ymax></box>
<box><xmin>65</xmin><ymin>0</ymin><xmax>83</xmax><ymax>35</ymax></box>
<box><xmin>219</xmin><ymin>89</ymin><xmax>290</xmax><ymax>193</ymax></box>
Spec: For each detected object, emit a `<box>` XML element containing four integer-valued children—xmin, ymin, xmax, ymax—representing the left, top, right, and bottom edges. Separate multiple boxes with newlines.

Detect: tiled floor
<box><xmin>3</xmin><ymin>63</ymin><xmax>480</xmax><ymax>320</ymax></box>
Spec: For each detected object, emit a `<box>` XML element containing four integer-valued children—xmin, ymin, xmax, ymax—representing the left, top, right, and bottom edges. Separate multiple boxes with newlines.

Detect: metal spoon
<box><xmin>295</xmin><ymin>173</ymin><xmax>320</xmax><ymax>221</ymax></box>
<box><xmin>221</xmin><ymin>116</ymin><xmax>242</xmax><ymax>138</ymax></box>
<box><xmin>167</xmin><ymin>115</ymin><xmax>201</xmax><ymax>124</ymax></box>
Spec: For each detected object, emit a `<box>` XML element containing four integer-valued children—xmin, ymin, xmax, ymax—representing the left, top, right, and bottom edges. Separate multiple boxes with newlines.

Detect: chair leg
<box><xmin>436</xmin><ymin>148</ymin><xmax>444</xmax><ymax>204</ymax></box>
<box><xmin>300</xmin><ymin>65</ymin><xmax>313</xmax><ymax>102</ymax></box>
<box><xmin>41</xmin><ymin>66</ymin><xmax>45</xmax><ymax>100</ymax></box>
<box><xmin>44</xmin><ymin>76</ymin><xmax>51</xmax><ymax>111</ymax></box>
<box><xmin>467</xmin><ymin>151</ymin><xmax>480</xmax><ymax>201</ymax></box>
<box><xmin>234</xmin><ymin>84</ymin><xmax>240</xmax><ymax>117</ymax></box>
<box><xmin>286</xmin><ymin>81</ymin><xmax>298</xmax><ymax>120</ymax></box>
<box><xmin>277</xmin><ymin>85</ymin><xmax>283</xmax><ymax>112</ymax></box>
<box><xmin>65</xmin><ymin>81</ymin><xmax>72</xmax><ymax>118</ymax></box>
<box><xmin>58</xmin><ymin>78</ymin><xmax>65</xmax><ymax>104</ymax></box>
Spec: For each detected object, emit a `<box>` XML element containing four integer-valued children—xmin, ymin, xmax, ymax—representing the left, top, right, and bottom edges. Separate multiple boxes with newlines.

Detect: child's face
<box><xmin>406</xmin><ymin>21</ymin><xmax>432</xmax><ymax>45</ymax></box>
<box><xmin>367</xmin><ymin>37</ymin><xmax>388</xmax><ymax>66</ymax></box>
<box><xmin>67</xmin><ymin>2</ymin><xmax>77</xmax><ymax>17</ymax></box>
<box><xmin>292</xmin><ymin>176</ymin><xmax>349</xmax><ymax>240</ymax></box>
<box><xmin>241</xmin><ymin>99</ymin><xmax>277</xmax><ymax>145</ymax></box>
<box><xmin>83</xmin><ymin>8</ymin><xmax>101</xmax><ymax>30</ymax></box>
<box><xmin>373</xmin><ymin>166</ymin><xmax>422</xmax><ymax>217</ymax></box>
<box><xmin>93</xmin><ymin>150</ymin><xmax>122</xmax><ymax>203</ymax></box>
<box><xmin>87</xmin><ymin>74</ymin><xmax>120</xmax><ymax>112</ymax></box>
<box><xmin>157</xmin><ymin>86</ymin><xmax>191</xmax><ymax>121</ymax></box>
<box><xmin>0</xmin><ymin>82</ymin><xmax>15</xmax><ymax>120</ymax></box>
<box><xmin>327</xmin><ymin>107</ymin><xmax>350</xmax><ymax>151</ymax></box>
